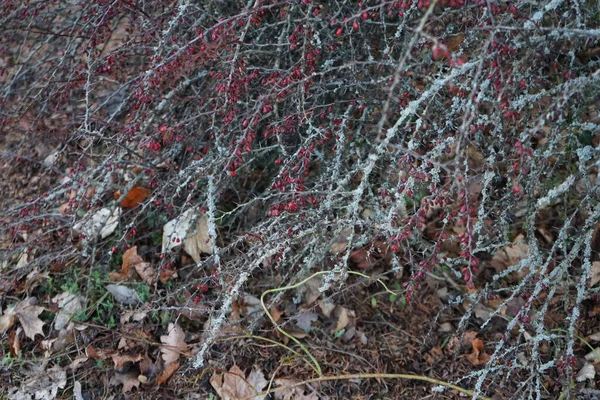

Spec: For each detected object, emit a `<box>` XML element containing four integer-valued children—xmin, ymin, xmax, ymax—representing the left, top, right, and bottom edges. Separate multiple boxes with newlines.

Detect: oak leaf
<box><xmin>210</xmin><ymin>365</ymin><xmax>268</xmax><ymax>400</ymax></box>
<box><xmin>0</xmin><ymin>297</ymin><xmax>45</xmax><ymax>339</ymax></box>
<box><xmin>160</xmin><ymin>323</ymin><xmax>188</xmax><ymax>365</ymax></box>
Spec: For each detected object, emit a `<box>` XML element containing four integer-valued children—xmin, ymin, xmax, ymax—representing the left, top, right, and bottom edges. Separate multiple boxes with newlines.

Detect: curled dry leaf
<box><xmin>162</xmin><ymin>208</ymin><xmax>213</xmax><ymax>256</ymax></box>
<box><xmin>241</xmin><ymin>294</ymin><xmax>262</xmax><ymax>316</ymax></box>
<box><xmin>160</xmin><ymin>323</ymin><xmax>188</xmax><ymax>365</ymax></box>
<box><xmin>584</xmin><ymin>347</ymin><xmax>600</xmax><ymax>363</ymax></box>
<box><xmin>0</xmin><ymin>297</ymin><xmax>46</xmax><ymax>340</ymax></box>
<box><xmin>210</xmin><ymin>365</ymin><xmax>268</xmax><ymax>400</ymax></box>
<box><xmin>8</xmin><ymin>328</ymin><xmax>21</xmax><ymax>357</ymax></box>
<box><xmin>110</xmin><ymin>246</ymin><xmax>156</xmax><ymax>285</ymax></box>
<box><xmin>73</xmin><ymin>381</ymin><xmax>85</xmax><ymax>400</ymax></box>
<box><xmin>466</xmin><ymin>337</ymin><xmax>491</xmax><ymax>366</ymax></box>
<box><xmin>110</xmin><ymin>246</ymin><xmax>143</xmax><ymax>281</ymax></box>
<box><xmin>157</xmin><ymin>361</ymin><xmax>179</xmax><ymax>385</ymax></box>
<box><xmin>330</xmin><ymin>227</ymin><xmax>354</xmax><ymax>254</ymax></box>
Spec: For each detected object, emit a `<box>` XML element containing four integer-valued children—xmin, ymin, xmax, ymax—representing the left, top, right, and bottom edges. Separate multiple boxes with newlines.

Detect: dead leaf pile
<box><xmin>6</xmin><ymin>365</ymin><xmax>67</xmax><ymax>400</ymax></box>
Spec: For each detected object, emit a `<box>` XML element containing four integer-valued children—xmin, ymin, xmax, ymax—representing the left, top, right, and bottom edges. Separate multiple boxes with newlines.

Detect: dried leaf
<box><xmin>269</xmin><ymin>306</ymin><xmax>285</xmax><ymax>323</ymax></box>
<box><xmin>466</xmin><ymin>337</ymin><xmax>491</xmax><ymax>366</ymax></box>
<box><xmin>162</xmin><ymin>207</ymin><xmax>198</xmax><ymax>253</ymax></box>
<box><xmin>109</xmin><ymin>371</ymin><xmax>141</xmax><ymax>393</ymax></box>
<box><xmin>73</xmin><ymin>207</ymin><xmax>121</xmax><ymax>240</ymax></box>
<box><xmin>8</xmin><ymin>328</ymin><xmax>20</xmax><ymax>357</ymax></box>
<box><xmin>111</xmin><ymin>353</ymin><xmax>143</xmax><ymax>372</ymax></box>
<box><xmin>116</xmin><ymin>185</ymin><xmax>152</xmax><ymax>208</ymax></box>
<box><xmin>587</xmin><ymin>331</ymin><xmax>600</xmax><ymax>342</ymax></box>
<box><xmin>110</xmin><ymin>246</ymin><xmax>150</xmax><ymax>282</ymax></box>
<box><xmin>106</xmin><ymin>285</ymin><xmax>141</xmax><ymax>305</ymax></box>
<box><xmin>120</xmin><ymin>310</ymin><xmax>148</xmax><ymax>325</ymax></box>
<box><xmin>69</xmin><ymin>356</ymin><xmax>89</xmax><ymax>372</ymax></box>
<box><xmin>210</xmin><ymin>365</ymin><xmax>268</xmax><ymax>400</ymax></box>
<box><xmin>294</xmin><ymin>312</ymin><xmax>319</xmax><ymax>333</ymax></box>
<box><xmin>576</xmin><ymin>363</ymin><xmax>595</xmax><ymax>382</ymax></box>
<box><xmin>274</xmin><ymin>378</ymin><xmax>320</xmax><ymax>400</ymax></box>
<box><xmin>491</xmin><ymin>233</ymin><xmax>529</xmax><ymax>275</ymax></box>
<box><xmin>330</xmin><ymin>228</ymin><xmax>353</xmax><ymax>254</ymax></box>
<box><xmin>160</xmin><ymin>323</ymin><xmax>188</xmax><ymax>365</ymax></box>
<box><xmin>52</xmin><ymin>292</ymin><xmax>86</xmax><ymax>331</ymax></box>
<box><xmin>302</xmin><ymin>275</ymin><xmax>323</xmax><ymax>305</ymax></box>
<box><xmin>0</xmin><ymin>297</ymin><xmax>46</xmax><ymax>339</ymax></box>
<box><xmin>157</xmin><ymin>361</ymin><xmax>179</xmax><ymax>385</ymax></box>
<box><xmin>73</xmin><ymin>381</ymin><xmax>84</xmax><ymax>400</ymax></box>
<box><xmin>183</xmin><ymin>214</ymin><xmax>213</xmax><ymax>263</ymax></box>
<box><xmin>331</xmin><ymin>306</ymin><xmax>353</xmax><ymax>334</ymax></box>
<box><xmin>589</xmin><ymin>261</ymin><xmax>600</xmax><ymax>287</ymax></box>
<box><xmin>6</xmin><ymin>365</ymin><xmax>67</xmax><ymax>400</ymax></box>
<box><xmin>318</xmin><ymin>300</ymin><xmax>336</xmax><ymax>318</ymax></box>
<box><xmin>241</xmin><ymin>294</ymin><xmax>262</xmax><ymax>316</ymax></box>
<box><xmin>584</xmin><ymin>347</ymin><xmax>600</xmax><ymax>363</ymax></box>
<box><xmin>446</xmin><ymin>34</ymin><xmax>465</xmax><ymax>53</ymax></box>
<box><xmin>134</xmin><ymin>262</ymin><xmax>156</xmax><ymax>286</ymax></box>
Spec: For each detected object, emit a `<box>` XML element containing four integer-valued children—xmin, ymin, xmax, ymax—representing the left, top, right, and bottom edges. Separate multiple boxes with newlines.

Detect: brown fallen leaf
<box><xmin>589</xmin><ymin>261</ymin><xmax>600</xmax><ymax>287</ymax></box>
<box><xmin>491</xmin><ymin>233</ymin><xmax>529</xmax><ymax>276</ymax></box>
<box><xmin>110</xmin><ymin>246</ymin><xmax>144</xmax><ymax>281</ymax></box>
<box><xmin>0</xmin><ymin>297</ymin><xmax>46</xmax><ymax>339</ymax></box>
<box><xmin>331</xmin><ymin>306</ymin><xmax>354</xmax><ymax>334</ymax></box>
<box><xmin>115</xmin><ymin>185</ymin><xmax>152</xmax><ymax>208</ymax></box>
<box><xmin>157</xmin><ymin>361</ymin><xmax>179</xmax><ymax>385</ymax></box>
<box><xmin>134</xmin><ymin>262</ymin><xmax>156</xmax><ymax>286</ymax></box>
<box><xmin>8</xmin><ymin>328</ymin><xmax>21</xmax><ymax>357</ymax></box>
<box><xmin>111</xmin><ymin>353</ymin><xmax>143</xmax><ymax>373</ymax></box>
<box><xmin>160</xmin><ymin>323</ymin><xmax>188</xmax><ymax>365</ymax></box>
<box><xmin>210</xmin><ymin>365</ymin><xmax>268</xmax><ymax>400</ymax></box>
<box><xmin>302</xmin><ymin>275</ymin><xmax>323</xmax><ymax>305</ymax></box>
<box><xmin>274</xmin><ymin>378</ymin><xmax>320</xmax><ymax>400</ymax></box>
<box><xmin>183</xmin><ymin>213</ymin><xmax>213</xmax><ymax>263</ymax></box>
<box><xmin>109</xmin><ymin>371</ymin><xmax>141</xmax><ymax>394</ymax></box>
<box><xmin>466</xmin><ymin>337</ymin><xmax>491</xmax><ymax>366</ymax></box>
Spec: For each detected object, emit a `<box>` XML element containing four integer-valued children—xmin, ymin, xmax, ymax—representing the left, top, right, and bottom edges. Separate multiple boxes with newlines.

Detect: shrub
<box><xmin>1</xmin><ymin>0</ymin><xmax>599</xmax><ymax>398</ymax></box>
